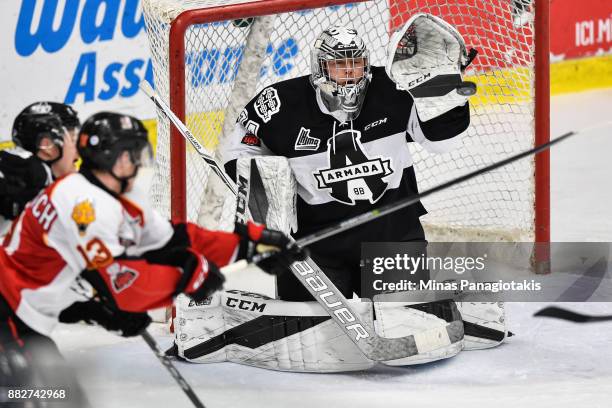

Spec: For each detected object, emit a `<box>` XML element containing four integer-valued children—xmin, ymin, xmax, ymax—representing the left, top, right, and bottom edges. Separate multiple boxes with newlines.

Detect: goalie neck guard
<box><xmin>310</xmin><ymin>25</ymin><xmax>371</xmax><ymax>121</ymax></box>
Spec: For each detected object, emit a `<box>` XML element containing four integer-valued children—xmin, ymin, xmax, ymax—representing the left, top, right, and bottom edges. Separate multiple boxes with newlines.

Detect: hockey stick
<box><xmin>534</xmin><ymin>306</ymin><xmax>612</xmax><ymax>323</ymax></box>
<box><xmin>141</xmin><ymin>330</ymin><xmax>206</xmax><ymax>408</ymax></box>
<box><xmin>294</xmin><ymin>129</ymin><xmax>577</xmax><ymax>247</ymax></box>
<box><xmin>140</xmin><ymin>82</ymin><xmax>238</xmax><ymax>197</ymax></box>
<box><xmin>139</xmin><ymin>81</ymin><xmax>463</xmax><ymax>361</ymax></box>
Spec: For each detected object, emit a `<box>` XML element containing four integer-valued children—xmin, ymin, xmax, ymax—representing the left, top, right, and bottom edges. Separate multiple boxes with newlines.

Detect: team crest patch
<box><xmin>72</xmin><ymin>199</ymin><xmax>95</xmax><ymax>236</ymax></box>
<box><xmin>294</xmin><ymin>127</ymin><xmax>320</xmax><ymax>151</ymax></box>
<box><xmin>107</xmin><ymin>262</ymin><xmax>139</xmax><ymax>293</ymax></box>
<box><xmin>241</xmin><ymin>133</ymin><xmax>261</xmax><ymax>147</ymax></box>
<box><xmin>313</xmin><ymin>128</ymin><xmax>393</xmax><ymax>205</ymax></box>
<box><xmin>254</xmin><ymin>87</ymin><xmax>281</xmax><ymax>123</ymax></box>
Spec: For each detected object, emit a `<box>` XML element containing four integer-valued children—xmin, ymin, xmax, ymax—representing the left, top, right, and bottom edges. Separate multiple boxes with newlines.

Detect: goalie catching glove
<box><xmin>386</xmin><ymin>13</ymin><xmax>477</xmax><ymax>121</ymax></box>
<box><xmin>234</xmin><ymin>221</ymin><xmax>307</xmax><ymax>275</ymax></box>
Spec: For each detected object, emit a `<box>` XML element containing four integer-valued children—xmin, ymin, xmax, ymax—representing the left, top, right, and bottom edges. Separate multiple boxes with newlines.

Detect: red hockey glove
<box><xmin>165</xmin><ymin>247</ymin><xmax>225</xmax><ymax>302</ymax></box>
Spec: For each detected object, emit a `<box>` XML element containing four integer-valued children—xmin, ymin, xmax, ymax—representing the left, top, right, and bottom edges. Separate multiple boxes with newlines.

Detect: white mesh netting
<box><xmin>143</xmin><ymin>0</ymin><xmax>541</xmax><ymax>242</ymax></box>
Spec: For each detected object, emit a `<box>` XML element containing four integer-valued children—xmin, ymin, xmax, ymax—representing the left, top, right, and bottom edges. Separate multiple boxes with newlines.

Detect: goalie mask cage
<box><xmin>143</xmin><ymin>0</ymin><xmax>550</xmax><ymax>259</ymax></box>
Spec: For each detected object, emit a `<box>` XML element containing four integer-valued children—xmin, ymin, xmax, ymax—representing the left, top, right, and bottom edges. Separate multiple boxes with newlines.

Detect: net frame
<box><xmin>144</xmin><ymin>0</ymin><xmax>550</xmax><ymax>249</ymax></box>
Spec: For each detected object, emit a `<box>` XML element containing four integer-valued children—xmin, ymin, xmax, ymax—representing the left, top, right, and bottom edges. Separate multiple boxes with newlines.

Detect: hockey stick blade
<box><xmin>141</xmin><ymin>331</ymin><xmax>206</xmax><ymax>408</ymax></box>
<box><xmin>534</xmin><ymin>306</ymin><xmax>612</xmax><ymax>323</ymax></box>
<box><xmin>295</xmin><ymin>129</ymin><xmax>577</xmax><ymax>247</ymax></box>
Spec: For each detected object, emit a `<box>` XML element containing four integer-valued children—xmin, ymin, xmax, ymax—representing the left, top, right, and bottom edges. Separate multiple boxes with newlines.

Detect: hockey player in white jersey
<box><xmin>0</xmin><ymin>111</ymin><xmax>302</xmax><ymax>394</ymax></box>
<box><xmin>0</xmin><ymin>102</ymin><xmax>80</xmax><ymax>237</ymax></box>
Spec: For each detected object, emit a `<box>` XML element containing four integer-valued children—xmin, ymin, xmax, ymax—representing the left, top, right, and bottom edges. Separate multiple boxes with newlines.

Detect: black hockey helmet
<box><xmin>78</xmin><ymin>112</ymin><xmax>150</xmax><ymax>173</ymax></box>
<box><xmin>49</xmin><ymin>102</ymin><xmax>80</xmax><ymax>130</ymax></box>
<box><xmin>12</xmin><ymin>111</ymin><xmax>66</xmax><ymax>156</ymax></box>
<box><xmin>12</xmin><ymin>101</ymin><xmax>80</xmax><ymax>156</ymax></box>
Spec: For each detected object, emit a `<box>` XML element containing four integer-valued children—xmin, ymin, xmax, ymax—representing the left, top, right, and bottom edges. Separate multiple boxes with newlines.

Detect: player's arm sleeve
<box><xmin>143</xmin><ymin>222</ymin><xmax>240</xmax><ymax>269</ymax></box>
<box><xmin>406</xmin><ymin>100</ymin><xmax>470</xmax><ymax>154</ymax></box>
<box><xmin>95</xmin><ymin>223</ymin><xmax>240</xmax><ymax>312</ymax></box>
<box><xmin>83</xmin><ymin>252</ymin><xmax>210</xmax><ymax>312</ymax></box>
<box><xmin>47</xmin><ymin>196</ymin><xmax>219</xmax><ymax>312</ymax></box>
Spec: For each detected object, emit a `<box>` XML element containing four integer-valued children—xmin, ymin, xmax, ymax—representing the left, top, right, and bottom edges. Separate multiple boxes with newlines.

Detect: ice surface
<box><xmin>51</xmin><ymin>89</ymin><xmax>612</xmax><ymax>408</ymax></box>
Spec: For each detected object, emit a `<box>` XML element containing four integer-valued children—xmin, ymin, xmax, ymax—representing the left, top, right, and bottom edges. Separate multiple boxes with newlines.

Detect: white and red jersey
<box><xmin>0</xmin><ymin>172</ymin><xmax>240</xmax><ymax>336</ymax></box>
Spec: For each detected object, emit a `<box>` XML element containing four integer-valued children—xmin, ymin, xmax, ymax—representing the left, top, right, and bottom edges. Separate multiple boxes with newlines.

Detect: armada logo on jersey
<box><xmin>294</xmin><ymin>127</ymin><xmax>320</xmax><ymax>151</ymax></box>
<box><xmin>107</xmin><ymin>263</ymin><xmax>139</xmax><ymax>293</ymax></box>
<box><xmin>313</xmin><ymin>128</ymin><xmax>393</xmax><ymax>205</ymax></box>
<box><xmin>254</xmin><ymin>87</ymin><xmax>281</xmax><ymax>123</ymax></box>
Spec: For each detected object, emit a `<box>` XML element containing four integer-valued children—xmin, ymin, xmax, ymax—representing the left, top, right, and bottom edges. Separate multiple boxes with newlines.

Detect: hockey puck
<box><xmin>457</xmin><ymin>81</ymin><xmax>477</xmax><ymax>96</ymax></box>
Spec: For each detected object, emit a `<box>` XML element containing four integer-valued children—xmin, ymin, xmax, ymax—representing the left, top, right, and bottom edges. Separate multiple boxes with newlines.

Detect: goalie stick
<box><xmin>289</xmin><ymin>121</ymin><xmax>611</xmax><ymax>247</ymax></box>
<box><xmin>293</xmin><ymin>128</ymin><xmax>577</xmax><ymax>247</ymax></box>
<box><xmin>534</xmin><ymin>306</ymin><xmax>612</xmax><ymax>323</ymax></box>
<box><xmin>139</xmin><ymin>81</ymin><xmax>464</xmax><ymax>362</ymax></box>
<box><xmin>233</xmin><ymin>127</ymin><xmax>578</xmax><ymax>266</ymax></box>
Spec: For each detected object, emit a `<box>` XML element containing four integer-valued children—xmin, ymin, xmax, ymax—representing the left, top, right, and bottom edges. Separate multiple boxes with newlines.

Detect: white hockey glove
<box><xmin>385</xmin><ymin>13</ymin><xmax>477</xmax><ymax>121</ymax></box>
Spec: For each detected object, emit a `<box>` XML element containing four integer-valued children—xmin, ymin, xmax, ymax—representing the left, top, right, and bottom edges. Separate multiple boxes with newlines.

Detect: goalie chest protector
<box><xmin>230</xmin><ymin>66</ymin><xmax>469</xmax><ymax>259</ymax></box>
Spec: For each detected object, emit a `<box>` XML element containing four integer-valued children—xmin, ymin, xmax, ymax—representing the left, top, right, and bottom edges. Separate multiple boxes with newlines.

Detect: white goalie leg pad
<box><xmin>174</xmin><ymin>290</ymin><xmax>375</xmax><ymax>372</ymax></box>
<box><xmin>197</xmin><ymin>156</ymin><xmax>297</xmax><ymax>232</ymax></box>
<box><xmin>458</xmin><ymin>302</ymin><xmax>508</xmax><ymax>350</ymax></box>
<box><xmin>235</xmin><ymin>156</ymin><xmax>298</xmax><ymax>233</ymax></box>
<box><xmin>374</xmin><ymin>299</ymin><xmax>464</xmax><ymax>366</ymax></box>
<box><xmin>174</xmin><ymin>293</ymin><xmax>227</xmax><ymax>363</ymax></box>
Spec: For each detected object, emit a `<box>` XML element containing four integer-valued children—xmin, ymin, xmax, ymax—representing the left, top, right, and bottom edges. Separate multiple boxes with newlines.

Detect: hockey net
<box><xmin>142</xmin><ymin>0</ymin><xmax>549</xmax><ymax>246</ymax></box>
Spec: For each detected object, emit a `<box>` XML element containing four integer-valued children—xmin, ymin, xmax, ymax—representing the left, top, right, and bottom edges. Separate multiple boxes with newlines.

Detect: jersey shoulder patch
<box><xmin>51</xmin><ymin>174</ymin><xmax>123</xmax><ymax>243</ymax></box>
<box><xmin>240</xmin><ymin>75</ymin><xmax>312</xmax><ymax>135</ymax></box>
<box><xmin>253</xmin><ymin>86</ymin><xmax>282</xmax><ymax>123</ymax></box>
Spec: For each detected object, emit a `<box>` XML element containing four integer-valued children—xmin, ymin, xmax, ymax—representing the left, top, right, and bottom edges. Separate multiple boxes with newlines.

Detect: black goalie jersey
<box><xmin>221</xmin><ymin>66</ymin><xmax>470</xmax><ymax>261</ymax></box>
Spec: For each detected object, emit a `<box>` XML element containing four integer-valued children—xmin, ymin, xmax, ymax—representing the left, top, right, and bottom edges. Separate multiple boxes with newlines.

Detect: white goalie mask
<box><xmin>310</xmin><ymin>25</ymin><xmax>371</xmax><ymax>121</ymax></box>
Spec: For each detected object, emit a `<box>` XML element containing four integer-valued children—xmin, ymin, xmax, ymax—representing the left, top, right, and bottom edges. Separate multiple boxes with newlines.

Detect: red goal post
<box><xmin>143</xmin><ymin>0</ymin><xmax>550</xmax><ymax>254</ymax></box>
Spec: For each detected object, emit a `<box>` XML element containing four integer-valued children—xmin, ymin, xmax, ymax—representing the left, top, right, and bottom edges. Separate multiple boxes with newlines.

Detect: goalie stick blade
<box><xmin>366</xmin><ymin>320</ymin><xmax>464</xmax><ymax>361</ymax></box>
<box><xmin>290</xmin><ymin>258</ymin><xmax>464</xmax><ymax>361</ymax></box>
<box><xmin>534</xmin><ymin>306</ymin><xmax>612</xmax><ymax>323</ymax></box>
